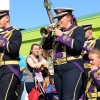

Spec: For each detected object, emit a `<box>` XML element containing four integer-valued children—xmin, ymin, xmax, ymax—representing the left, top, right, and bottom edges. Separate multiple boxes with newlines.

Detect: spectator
<box><xmin>85</xmin><ymin>48</ymin><xmax>100</xmax><ymax>99</ymax></box>
<box><xmin>25</xmin><ymin>43</ymin><xmax>48</xmax><ymax>93</ymax></box>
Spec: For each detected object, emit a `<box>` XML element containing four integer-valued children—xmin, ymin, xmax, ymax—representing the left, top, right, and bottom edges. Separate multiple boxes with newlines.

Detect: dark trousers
<box><xmin>16</xmin><ymin>82</ymin><xmax>24</xmax><ymax>100</ymax></box>
<box><xmin>25</xmin><ymin>82</ymin><xmax>34</xmax><ymax>94</ymax></box>
<box><xmin>54</xmin><ymin>62</ymin><xmax>83</xmax><ymax>100</ymax></box>
<box><xmin>0</xmin><ymin>65</ymin><xmax>19</xmax><ymax>100</ymax></box>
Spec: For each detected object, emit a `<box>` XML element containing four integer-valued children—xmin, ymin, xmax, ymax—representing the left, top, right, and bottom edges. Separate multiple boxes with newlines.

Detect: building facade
<box><xmin>20</xmin><ymin>12</ymin><xmax>100</xmax><ymax>57</ymax></box>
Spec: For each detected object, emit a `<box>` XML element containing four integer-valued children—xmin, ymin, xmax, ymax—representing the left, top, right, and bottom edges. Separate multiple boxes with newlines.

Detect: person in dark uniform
<box><xmin>41</xmin><ymin>7</ymin><xmax>85</xmax><ymax>100</ymax></box>
<box><xmin>0</xmin><ymin>4</ymin><xmax>22</xmax><ymax>100</ymax></box>
<box><xmin>81</xmin><ymin>24</ymin><xmax>100</xmax><ymax>79</ymax></box>
<box><xmin>84</xmin><ymin>48</ymin><xmax>100</xmax><ymax>100</ymax></box>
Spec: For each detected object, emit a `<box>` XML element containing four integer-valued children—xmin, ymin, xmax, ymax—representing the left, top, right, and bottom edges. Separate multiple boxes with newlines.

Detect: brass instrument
<box><xmin>40</xmin><ymin>27</ymin><xmax>48</xmax><ymax>36</ymax></box>
<box><xmin>40</xmin><ymin>22</ymin><xmax>59</xmax><ymax>36</ymax></box>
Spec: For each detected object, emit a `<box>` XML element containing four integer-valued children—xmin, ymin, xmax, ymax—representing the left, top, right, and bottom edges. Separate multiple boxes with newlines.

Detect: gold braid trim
<box><xmin>0</xmin><ymin>28</ymin><xmax>16</xmax><ymax>61</ymax></box>
<box><xmin>82</xmin><ymin>38</ymin><xmax>97</xmax><ymax>56</ymax></box>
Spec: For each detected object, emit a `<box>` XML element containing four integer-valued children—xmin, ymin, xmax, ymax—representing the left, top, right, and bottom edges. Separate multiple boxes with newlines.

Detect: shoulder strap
<box><xmin>39</xmin><ymin>55</ymin><xmax>43</xmax><ymax>61</ymax></box>
<box><xmin>63</xmin><ymin>26</ymin><xmax>77</xmax><ymax>37</ymax></box>
<box><xmin>87</xmin><ymin>39</ymin><xmax>97</xmax><ymax>50</ymax></box>
<box><xmin>91</xmin><ymin>38</ymin><xmax>97</xmax><ymax>48</ymax></box>
<box><xmin>3</xmin><ymin>28</ymin><xmax>16</xmax><ymax>41</ymax></box>
<box><xmin>2</xmin><ymin>28</ymin><xmax>16</xmax><ymax>55</ymax></box>
<box><xmin>26</xmin><ymin>55</ymin><xmax>35</xmax><ymax>63</ymax></box>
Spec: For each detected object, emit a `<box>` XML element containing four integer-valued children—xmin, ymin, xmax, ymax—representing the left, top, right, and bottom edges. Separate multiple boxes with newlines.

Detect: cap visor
<box><xmin>53</xmin><ymin>14</ymin><xmax>67</xmax><ymax>19</ymax></box>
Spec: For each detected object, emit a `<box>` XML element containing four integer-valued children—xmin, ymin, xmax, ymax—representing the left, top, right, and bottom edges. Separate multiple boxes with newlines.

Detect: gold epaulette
<box><xmin>13</xmin><ymin>27</ymin><xmax>19</xmax><ymax>30</ymax></box>
<box><xmin>97</xmin><ymin>69</ymin><xmax>100</xmax><ymax>74</ymax></box>
<box><xmin>84</xmin><ymin>63</ymin><xmax>91</xmax><ymax>69</ymax></box>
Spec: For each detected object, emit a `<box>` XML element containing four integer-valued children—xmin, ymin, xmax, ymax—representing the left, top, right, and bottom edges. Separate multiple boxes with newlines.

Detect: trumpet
<box><xmin>40</xmin><ymin>23</ymin><xmax>59</xmax><ymax>36</ymax></box>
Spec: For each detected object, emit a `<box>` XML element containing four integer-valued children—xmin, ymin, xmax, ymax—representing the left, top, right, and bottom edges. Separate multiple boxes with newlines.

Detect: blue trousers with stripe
<box><xmin>54</xmin><ymin>62</ymin><xmax>84</xmax><ymax>100</ymax></box>
<box><xmin>0</xmin><ymin>65</ymin><xmax>19</xmax><ymax>100</ymax></box>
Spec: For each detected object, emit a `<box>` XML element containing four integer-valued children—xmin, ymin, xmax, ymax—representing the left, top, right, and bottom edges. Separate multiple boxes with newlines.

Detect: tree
<box><xmin>44</xmin><ymin>0</ymin><xmax>54</xmax><ymax>24</ymax></box>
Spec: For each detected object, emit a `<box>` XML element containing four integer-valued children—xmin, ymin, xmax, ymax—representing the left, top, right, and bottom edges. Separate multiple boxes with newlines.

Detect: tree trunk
<box><xmin>44</xmin><ymin>0</ymin><xmax>55</xmax><ymax>24</ymax></box>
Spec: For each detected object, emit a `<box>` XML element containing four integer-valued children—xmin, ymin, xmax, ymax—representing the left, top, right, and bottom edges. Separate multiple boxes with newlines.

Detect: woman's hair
<box><xmin>67</xmin><ymin>13</ymin><xmax>78</xmax><ymax>26</ymax></box>
<box><xmin>42</xmin><ymin>49</ymin><xmax>53</xmax><ymax>60</ymax></box>
<box><xmin>89</xmin><ymin>48</ymin><xmax>100</xmax><ymax>59</ymax></box>
<box><xmin>29</xmin><ymin>43</ymin><xmax>40</xmax><ymax>55</ymax></box>
<box><xmin>72</xmin><ymin>15</ymin><xmax>78</xmax><ymax>26</ymax></box>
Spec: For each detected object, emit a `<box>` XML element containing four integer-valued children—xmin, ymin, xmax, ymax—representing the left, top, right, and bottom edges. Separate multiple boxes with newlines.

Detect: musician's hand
<box><xmin>49</xmin><ymin>23</ymin><xmax>56</xmax><ymax>27</ymax></box>
<box><xmin>90</xmin><ymin>65</ymin><xmax>99</xmax><ymax>71</ymax></box>
<box><xmin>53</xmin><ymin>28</ymin><xmax>63</xmax><ymax>37</ymax></box>
<box><xmin>48</xmin><ymin>23</ymin><xmax>56</xmax><ymax>32</ymax></box>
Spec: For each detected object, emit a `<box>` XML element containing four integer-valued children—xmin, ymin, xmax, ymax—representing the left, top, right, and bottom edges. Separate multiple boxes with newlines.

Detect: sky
<box><xmin>10</xmin><ymin>0</ymin><xmax>100</xmax><ymax>29</ymax></box>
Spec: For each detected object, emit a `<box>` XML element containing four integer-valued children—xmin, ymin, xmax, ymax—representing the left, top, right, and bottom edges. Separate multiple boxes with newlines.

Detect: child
<box><xmin>85</xmin><ymin>48</ymin><xmax>100</xmax><ymax>100</ymax></box>
<box><xmin>46</xmin><ymin>75</ymin><xmax>58</xmax><ymax>100</ymax></box>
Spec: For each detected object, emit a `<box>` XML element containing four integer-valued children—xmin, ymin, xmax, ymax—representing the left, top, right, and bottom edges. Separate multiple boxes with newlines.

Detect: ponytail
<box><xmin>72</xmin><ymin>15</ymin><xmax>78</xmax><ymax>26</ymax></box>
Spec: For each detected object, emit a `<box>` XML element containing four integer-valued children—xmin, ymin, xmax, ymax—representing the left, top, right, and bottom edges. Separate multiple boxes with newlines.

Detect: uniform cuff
<box><xmin>56</xmin><ymin>33</ymin><xmax>74</xmax><ymax>48</ymax></box>
<box><xmin>0</xmin><ymin>37</ymin><xmax>7</xmax><ymax>51</ymax></box>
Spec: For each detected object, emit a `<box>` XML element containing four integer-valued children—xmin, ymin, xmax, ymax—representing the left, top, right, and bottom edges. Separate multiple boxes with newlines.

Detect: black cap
<box><xmin>81</xmin><ymin>24</ymin><xmax>92</xmax><ymax>31</ymax></box>
<box><xmin>53</xmin><ymin>7</ymin><xmax>74</xmax><ymax>19</ymax></box>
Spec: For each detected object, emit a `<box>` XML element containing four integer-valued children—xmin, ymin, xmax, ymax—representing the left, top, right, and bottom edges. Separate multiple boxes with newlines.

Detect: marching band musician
<box><xmin>0</xmin><ymin>1</ymin><xmax>22</xmax><ymax>100</ymax></box>
<box><xmin>41</xmin><ymin>7</ymin><xmax>85</xmax><ymax>100</ymax></box>
<box><xmin>81</xmin><ymin>24</ymin><xmax>100</xmax><ymax>79</ymax></box>
<box><xmin>85</xmin><ymin>48</ymin><xmax>100</xmax><ymax>100</ymax></box>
